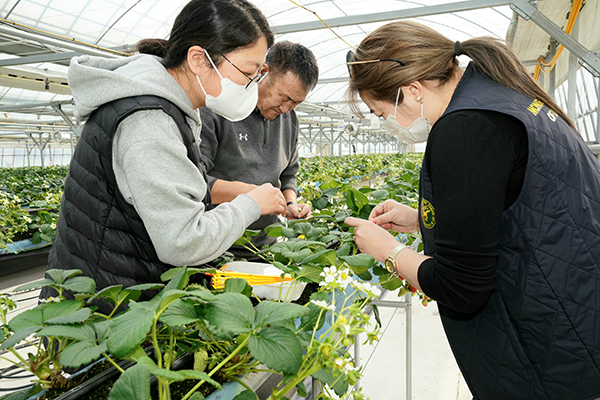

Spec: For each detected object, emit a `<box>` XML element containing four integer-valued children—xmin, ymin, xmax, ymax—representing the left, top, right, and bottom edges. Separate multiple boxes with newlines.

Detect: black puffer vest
<box><xmin>42</xmin><ymin>96</ymin><xmax>211</xmax><ymax>314</ymax></box>
<box><xmin>420</xmin><ymin>64</ymin><xmax>600</xmax><ymax>399</ymax></box>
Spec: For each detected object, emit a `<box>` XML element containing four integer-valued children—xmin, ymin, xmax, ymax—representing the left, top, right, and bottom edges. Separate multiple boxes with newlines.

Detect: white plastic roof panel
<box><xmin>0</xmin><ymin>0</ymin><xmax>513</xmax><ymax>107</ymax></box>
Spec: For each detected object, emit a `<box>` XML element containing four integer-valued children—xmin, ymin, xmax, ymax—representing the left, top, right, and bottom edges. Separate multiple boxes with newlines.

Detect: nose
<box><xmin>279</xmin><ymin>104</ymin><xmax>291</xmax><ymax>113</ymax></box>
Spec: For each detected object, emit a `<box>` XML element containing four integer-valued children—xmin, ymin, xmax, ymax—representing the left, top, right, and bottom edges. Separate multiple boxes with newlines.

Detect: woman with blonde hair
<box><xmin>345</xmin><ymin>20</ymin><xmax>600</xmax><ymax>399</ymax></box>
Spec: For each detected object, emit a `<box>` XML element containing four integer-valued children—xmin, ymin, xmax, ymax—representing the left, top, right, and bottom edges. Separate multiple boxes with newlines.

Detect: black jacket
<box><xmin>41</xmin><ymin>96</ymin><xmax>211</xmax><ymax>315</ymax></box>
<box><xmin>420</xmin><ymin>64</ymin><xmax>600</xmax><ymax>399</ymax></box>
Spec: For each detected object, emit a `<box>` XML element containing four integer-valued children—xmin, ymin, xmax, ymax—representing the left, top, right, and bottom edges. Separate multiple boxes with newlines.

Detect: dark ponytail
<box><xmin>348</xmin><ymin>21</ymin><xmax>575</xmax><ymax>130</ymax></box>
<box><xmin>136</xmin><ymin>38</ymin><xmax>168</xmax><ymax>58</ymax></box>
<box><xmin>136</xmin><ymin>0</ymin><xmax>274</xmax><ymax>69</ymax></box>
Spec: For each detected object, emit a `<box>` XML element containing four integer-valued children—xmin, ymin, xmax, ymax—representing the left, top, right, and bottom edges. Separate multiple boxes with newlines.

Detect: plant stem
<box><xmin>1</xmin><ymin>353</ymin><xmax>30</xmax><ymax>371</ymax></box>
<box><xmin>102</xmin><ymin>353</ymin><xmax>125</xmax><ymax>373</ymax></box>
<box><xmin>180</xmin><ymin>333</ymin><xmax>251</xmax><ymax>400</ymax></box>
<box><xmin>269</xmin><ymin>362</ymin><xmax>321</xmax><ymax>400</ymax></box>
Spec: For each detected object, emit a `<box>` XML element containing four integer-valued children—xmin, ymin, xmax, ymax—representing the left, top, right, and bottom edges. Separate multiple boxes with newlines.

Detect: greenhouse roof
<box><xmin>0</xmin><ymin>0</ymin><xmax>598</xmax><ymax>121</ymax></box>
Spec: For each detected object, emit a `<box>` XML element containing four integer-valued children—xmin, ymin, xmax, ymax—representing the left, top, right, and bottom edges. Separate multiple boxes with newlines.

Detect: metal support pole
<box><xmin>405</xmin><ymin>293</ymin><xmax>412</xmax><ymax>400</ymax></box>
<box><xmin>597</xmin><ymin>75</ymin><xmax>600</xmax><ymax>144</ymax></box>
<box><xmin>370</xmin><ymin>293</ymin><xmax>413</xmax><ymax>399</ymax></box>
<box><xmin>549</xmin><ymin>67</ymin><xmax>556</xmax><ymax>100</ymax></box>
<box><xmin>568</xmin><ymin>18</ymin><xmax>579</xmax><ymax>123</ymax></box>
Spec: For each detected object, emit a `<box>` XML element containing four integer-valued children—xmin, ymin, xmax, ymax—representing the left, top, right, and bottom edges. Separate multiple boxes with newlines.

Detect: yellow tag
<box><xmin>421</xmin><ymin>198</ymin><xmax>436</xmax><ymax>229</ymax></box>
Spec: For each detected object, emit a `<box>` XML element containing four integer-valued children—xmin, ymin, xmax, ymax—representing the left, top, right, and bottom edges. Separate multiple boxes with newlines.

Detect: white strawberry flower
<box><xmin>310</xmin><ymin>299</ymin><xmax>335</xmax><ymax>311</ymax></box>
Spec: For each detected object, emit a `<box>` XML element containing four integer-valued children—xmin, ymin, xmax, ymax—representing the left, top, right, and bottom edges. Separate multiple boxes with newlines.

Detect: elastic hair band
<box><xmin>454</xmin><ymin>41</ymin><xmax>462</xmax><ymax>57</ymax></box>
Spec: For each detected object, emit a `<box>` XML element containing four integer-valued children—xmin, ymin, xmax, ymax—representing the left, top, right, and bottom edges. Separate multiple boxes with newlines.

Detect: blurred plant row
<box><xmin>1</xmin><ymin>154</ymin><xmax>421</xmax><ymax>250</ymax></box>
<box><xmin>0</xmin><ymin>166</ymin><xmax>67</xmax><ymax>249</ymax></box>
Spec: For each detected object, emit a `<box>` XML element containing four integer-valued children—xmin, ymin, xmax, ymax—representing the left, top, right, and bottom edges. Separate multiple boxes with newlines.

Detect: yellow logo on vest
<box><xmin>421</xmin><ymin>198</ymin><xmax>435</xmax><ymax>229</ymax></box>
<box><xmin>527</xmin><ymin>99</ymin><xmax>544</xmax><ymax>116</ymax></box>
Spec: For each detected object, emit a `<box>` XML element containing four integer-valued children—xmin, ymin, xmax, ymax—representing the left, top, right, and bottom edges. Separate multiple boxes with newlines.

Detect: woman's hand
<box><xmin>369</xmin><ymin>200</ymin><xmax>420</xmax><ymax>232</ymax></box>
<box><xmin>247</xmin><ymin>183</ymin><xmax>286</xmax><ymax>216</ymax></box>
<box><xmin>344</xmin><ymin>217</ymin><xmax>400</xmax><ymax>263</ymax></box>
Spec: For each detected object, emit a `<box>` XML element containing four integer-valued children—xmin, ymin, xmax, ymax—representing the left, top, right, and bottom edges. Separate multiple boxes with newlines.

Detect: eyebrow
<box><xmin>282</xmin><ymin>93</ymin><xmax>302</xmax><ymax>104</ymax></box>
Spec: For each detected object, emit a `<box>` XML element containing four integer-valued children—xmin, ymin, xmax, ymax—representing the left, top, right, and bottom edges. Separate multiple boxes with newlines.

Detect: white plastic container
<box><xmin>220</xmin><ymin>261</ymin><xmax>306</xmax><ymax>301</ymax></box>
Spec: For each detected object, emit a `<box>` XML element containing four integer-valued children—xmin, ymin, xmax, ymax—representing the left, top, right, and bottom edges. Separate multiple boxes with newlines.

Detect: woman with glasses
<box><xmin>345</xmin><ymin>21</ymin><xmax>600</xmax><ymax>399</ymax></box>
<box><xmin>41</xmin><ymin>0</ymin><xmax>287</xmax><ymax>314</ymax></box>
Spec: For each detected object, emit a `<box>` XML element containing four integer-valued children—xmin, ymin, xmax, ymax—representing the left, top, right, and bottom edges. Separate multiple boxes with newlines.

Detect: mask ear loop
<box><xmin>393</xmin><ymin>87</ymin><xmax>401</xmax><ymax>119</ymax></box>
<box><xmin>196</xmin><ymin>49</ymin><xmax>224</xmax><ymax>96</ymax></box>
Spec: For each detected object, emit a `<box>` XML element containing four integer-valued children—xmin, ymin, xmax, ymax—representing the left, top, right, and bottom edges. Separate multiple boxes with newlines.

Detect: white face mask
<box><xmin>384</xmin><ymin>87</ymin><xmax>431</xmax><ymax>144</ymax></box>
<box><xmin>195</xmin><ymin>50</ymin><xmax>259</xmax><ymax>122</ymax></box>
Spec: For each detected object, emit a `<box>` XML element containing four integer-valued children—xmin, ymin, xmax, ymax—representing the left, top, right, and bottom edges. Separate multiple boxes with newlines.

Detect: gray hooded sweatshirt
<box><xmin>68</xmin><ymin>54</ymin><xmax>260</xmax><ymax>265</ymax></box>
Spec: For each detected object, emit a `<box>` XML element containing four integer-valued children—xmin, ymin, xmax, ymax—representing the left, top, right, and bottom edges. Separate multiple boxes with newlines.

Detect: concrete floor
<box><xmin>0</xmin><ymin>267</ymin><xmax>472</xmax><ymax>400</ymax></box>
<box><xmin>351</xmin><ymin>290</ymin><xmax>472</xmax><ymax>400</ymax></box>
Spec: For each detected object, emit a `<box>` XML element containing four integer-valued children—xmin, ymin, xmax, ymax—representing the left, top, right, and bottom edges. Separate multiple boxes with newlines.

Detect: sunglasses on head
<box><xmin>346</xmin><ymin>50</ymin><xmax>405</xmax><ymax>78</ymax></box>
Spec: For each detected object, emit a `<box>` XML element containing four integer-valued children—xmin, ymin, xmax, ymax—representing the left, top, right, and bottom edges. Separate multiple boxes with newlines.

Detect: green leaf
<box><xmin>159</xmin><ymin>299</ymin><xmax>199</xmax><ymax>327</ymax></box>
<box><xmin>298</xmin><ymin>292</ymin><xmax>328</xmax><ymax>332</ymax></box>
<box><xmin>232</xmin><ymin>390</ymin><xmax>258</xmax><ymax>400</ymax></box>
<box><xmin>339</xmin><ymin>254</ymin><xmax>375</xmax><ymax>269</ymax></box>
<box><xmin>281</xmin><ymin>226</ymin><xmax>296</xmax><ymax>238</ymax></box>
<box><xmin>336</xmin><ymin>242</ymin><xmax>352</xmax><ymax>257</ymax></box>
<box><xmin>162</xmin><ymin>265</ymin><xmax>188</xmax><ymax>293</ymax></box>
<box><xmin>158</xmin><ymin>290</ymin><xmax>216</xmax><ymax>313</ymax></box>
<box><xmin>59</xmin><ymin>276</ymin><xmax>96</xmax><ymax>294</ymax></box>
<box><xmin>356</xmin><ymin>270</ymin><xmax>373</xmax><ymax>281</ymax></box>
<box><xmin>254</xmin><ymin>301</ymin><xmax>309</xmax><ymax>328</ymax></box>
<box><xmin>281</xmin><ymin>248</ymin><xmax>312</xmax><ymax>263</ymax></box>
<box><xmin>107</xmin><ymin>301</ymin><xmax>155</xmax><ymax>358</ymax></box>
<box><xmin>372</xmin><ymin>190</ymin><xmax>390</xmax><ymax>200</ymax></box>
<box><xmin>127</xmin><ymin>283</ymin><xmax>166</xmax><ymax>291</ymax></box>
<box><xmin>296</xmin><ymin>265</ymin><xmax>323</xmax><ymax>282</ymax></box>
<box><xmin>92</xmin><ymin>320</ymin><xmax>112</xmax><ymax>343</ymax></box>
<box><xmin>271</xmin><ymin>261</ymin><xmax>298</xmax><ymax>274</ymax></box>
<box><xmin>45</xmin><ymin>308</ymin><xmax>90</xmax><ymax>325</ymax></box>
<box><xmin>13</xmin><ymin>278</ymin><xmax>55</xmax><ymax>292</ymax></box>
<box><xmin>46</xmin><ymin>269</ymin><xmax>81</xmax><ymax>284</ymax></box>
<box><xmin>87</xmin><ymin>285</ymin><xmax>123</xmax><ymax>304</ymax></box>
<box><xmin>224</xmin><ymin>278</ymin><xmax>253</xmax><ymax>297</ymax></box>
<box><xmin>248</xmin><ymin>326</ymin><xmax>303</xmax><ymax>374</ymax></box>
<box><xmin>0</xmin><ymin>386</ymin><xmax>38</xmax><ymax>400</ymax></box>
<box><xmin>301</xmin><ymin>249</ymin><xmax>336</xmax><ymax>266</ymax></box>
<box><xmin>42</xmin><ymin>301</ymin><xmax>82</xmax><ymax>322</ymax></box>
<box><xmin>8</xmin><ymin>309</ymin><xmax>43</xmax><ymax>332</ymax></box>
<box><xmin>204</xmin><ymin>293</ymin><xmax>254</xmax><ymax>334</ymax></box>
<box><xmin>60</xmin><ymin>341</ymin><xmax>107</xmax><ymax>368</ymax></box>
<box><xmin>108</xmin><ymin>363</ymin><xmax>150</xmax><ymax>400</ymax></box>
<box><xmin>312</xmin><ymin>367</ymin><xmax>349</xmax><ymax>397</ymax></box>
<box><xmin>380</xmin><ymin>276</ymin><xmax>405</xmax><ymax>291</ymax></box>
<box><xmin>37</xmin><ymin>325</ymin><xmax>95</xmax><ymax>342</ymax></box>
<box><xmin>138</xmin><ymin>356</ymin><xmax>185</xmax><ymax>381</ymax></box>
<box><xmin>177</xmin><ymin>370</ymin><xmax>222</xmax><ymax>389</ymax></box>
<box><xmin>312</xmin><ymin>196</ymin><xmax>328</xmax><ymax>210</ymax></box>
<box><xmin>189</xmin><ymin>393</ymin><xmax>206</xmax><ymax>400</ymax></box>
<box><xmin>296</xmin><ymin>381</ymin><xmax>308</xmax><ymax>397</ymax></box>
<box><xmin>0</xmin><ymin>326</ymin><xmax>40</xmax><ymax>350</ymax></box>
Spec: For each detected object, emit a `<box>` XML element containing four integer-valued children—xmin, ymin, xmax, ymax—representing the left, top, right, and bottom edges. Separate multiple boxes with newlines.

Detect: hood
<box><xmin>68</xmin><ymin>54</ymin><xmax>199</xmax><ymax>124</ymax></box>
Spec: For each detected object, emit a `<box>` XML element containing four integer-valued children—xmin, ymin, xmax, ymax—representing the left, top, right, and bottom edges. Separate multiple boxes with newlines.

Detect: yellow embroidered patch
<box><xmin>527</xmin><ymin>99</ymin><xmax>545</xmax><ymax>116</ymax></box>
<box><xmin>421</xmin><ymin>198</ymin><xmax>436</xmax><ymax>229</ymax></box>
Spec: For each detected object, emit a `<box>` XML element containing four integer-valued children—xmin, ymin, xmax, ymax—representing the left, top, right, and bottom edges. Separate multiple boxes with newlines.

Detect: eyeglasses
<box><xmin>346</xmin><ymin>50</ymin><xmax>405</xmax><ymax>78</ymax></box>
<box><xmin>218</xmin><ymin>52</ymin><xmax>268</xmax><ymax>89</ymax></box>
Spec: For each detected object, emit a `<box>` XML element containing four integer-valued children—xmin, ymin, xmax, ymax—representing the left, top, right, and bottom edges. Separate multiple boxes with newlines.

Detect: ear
<box><xmin>403</xmin><ymin>81</ymin><xmax>425</xmax><ymax>102</ymax></box>
<box><xmin>261</xmin><ymin>63</ymin><xmax>269</xmax><ymax>74</ymax></box>
<box><xmin>187</xmin><ymin>45</ymin><xmax>206</xmax><ymax>76</ymax></box>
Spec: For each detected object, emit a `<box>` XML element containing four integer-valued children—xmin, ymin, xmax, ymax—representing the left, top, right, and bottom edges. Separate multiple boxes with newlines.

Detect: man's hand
<box><xmin>286</xmin><ymin>202</ymin><xmax>312</xmax><ymax>219</ymax></box>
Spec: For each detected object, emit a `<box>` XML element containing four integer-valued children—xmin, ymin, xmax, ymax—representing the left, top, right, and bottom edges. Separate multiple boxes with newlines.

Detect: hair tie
<box><xmin>454</xmin><ymin>41</ymin><xmax>462</xmax><ymax>56</ymax></box>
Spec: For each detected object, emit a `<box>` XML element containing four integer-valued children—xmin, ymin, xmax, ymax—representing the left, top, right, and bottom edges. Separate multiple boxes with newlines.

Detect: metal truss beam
<box><xmin>0</xmin><ymin>24</ymin><xmax>123</xmax><ymax>59</ymax></box>
<box><xmin>272</xmin><ymin>0</ymin><xmax>512</xmax><ymax>34</ymax></box>
<box><xmin>510</xmin><ymin>0</ymin><xmax>600</xmax><ymax>77</ymax></box>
